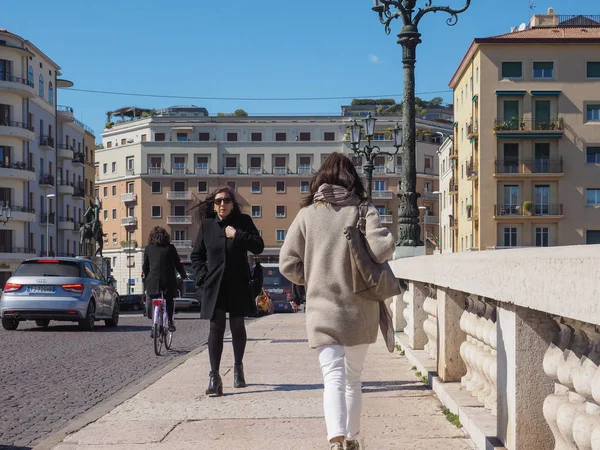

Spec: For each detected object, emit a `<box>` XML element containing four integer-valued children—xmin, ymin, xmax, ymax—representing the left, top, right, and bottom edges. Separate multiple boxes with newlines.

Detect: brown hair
<box><xmin>147</xmin><ymin>226</ymin><xmax>171</xmax><ymax>246</ymax></box>
<box><xmin>301</xmin><ymin>152</ymin><xmax>366</xmax><ymax>207</ymax></box>
<box><xmin>192</xmin><ymin>186</ymin><xmax>242</xmax><ymax>222</ymax></box>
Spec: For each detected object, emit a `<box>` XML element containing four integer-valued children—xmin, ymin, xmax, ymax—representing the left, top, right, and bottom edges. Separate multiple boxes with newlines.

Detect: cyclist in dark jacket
<box><xmin>143</xmin><ymin>226</ymin><xmax>187</xmax><ymax>332</ymax></box>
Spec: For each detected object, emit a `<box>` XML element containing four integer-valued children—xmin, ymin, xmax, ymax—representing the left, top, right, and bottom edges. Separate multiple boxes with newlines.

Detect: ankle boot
<box><xmin>205</xmin><ymin>371</ymin><xmax>223</xmax><ymax>397</ymax></box>
<box><xmin>233</xmin><ymin>363</ymin><xmax>246</xmax><ymax>388</ymax></box>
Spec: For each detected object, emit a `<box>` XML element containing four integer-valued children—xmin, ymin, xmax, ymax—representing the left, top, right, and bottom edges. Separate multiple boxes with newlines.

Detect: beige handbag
<box><xmin>344</xmin><ymin>202</ymin><xmax>401</xmax><ymax>353</ymax></box>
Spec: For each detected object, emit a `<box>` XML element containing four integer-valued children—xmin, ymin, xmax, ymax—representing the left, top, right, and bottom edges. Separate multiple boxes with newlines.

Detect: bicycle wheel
<box><xmin>153</xmin><ymin>323</ymin><xmax>163</xmax><ymax>356</ymax></box>
<box><xmin>164</xmin><ymin>327</ymin><xmax>173</xmax><ymax>350</ymax></box>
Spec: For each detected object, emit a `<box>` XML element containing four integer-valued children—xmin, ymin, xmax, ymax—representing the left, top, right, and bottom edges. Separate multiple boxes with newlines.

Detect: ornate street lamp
<box><xmin>347</xmin><ymin>113</ymin><xmax>402</xmax><ymax>198</ymax></box>
<box><xmin>0</xmin><ymin>204</ymin><xmax>11</xmax><ymax>225</ymax></box>
<box><xmin>371</xmin><ymin>0</ymin><xmax>471</xmax><ymax>246</ymax></box>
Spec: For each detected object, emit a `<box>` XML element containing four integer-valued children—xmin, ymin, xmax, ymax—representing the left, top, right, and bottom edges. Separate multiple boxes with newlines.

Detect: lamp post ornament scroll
<box><xmin>371</xmin><ymin>0</ymin><xmax>471</xmax><ymax>246</ymax></box>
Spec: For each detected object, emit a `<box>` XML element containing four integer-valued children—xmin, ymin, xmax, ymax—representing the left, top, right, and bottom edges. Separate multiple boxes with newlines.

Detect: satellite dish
<box><xmin>518</xmin><ymin>23</ymin><xmax>527</xmax><ymax>31</ymax></box>
<box><xmin>510</xmin><ymin>26</ymin><xmax>516</xmax><ymax>32</ymax></box>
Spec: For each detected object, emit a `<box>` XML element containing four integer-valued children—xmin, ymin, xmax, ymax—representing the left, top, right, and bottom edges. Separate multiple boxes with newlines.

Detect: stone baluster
<box><xmin>423</xmin><ymin>285</ymin><xmax>438</xmax><ymax>360</ymax></box>
<box><xmin>460</xmin><ymin>297</ymin><xmax>477</xmax><ymax>390</ymax></box>
<box><xmin>402</xmin><ymin>281</ymin><xmax>427</xmax><ymax>350</ymax></box>
<box><xmin>391</xmin><ymin>280</ymin><xmax>408</xmax><ymax>333</ymax></box>
<box><xmin>485</xmin><ymin>303</ymin><xmax>498</xmax><ymax>415</ymax></box>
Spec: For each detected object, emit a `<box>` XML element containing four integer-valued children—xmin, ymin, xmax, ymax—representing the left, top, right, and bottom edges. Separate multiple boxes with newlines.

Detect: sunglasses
<box><xmin>214</xmin><ymin>198</ymin><xmax>232</xmax><ymax>205</ymax></box>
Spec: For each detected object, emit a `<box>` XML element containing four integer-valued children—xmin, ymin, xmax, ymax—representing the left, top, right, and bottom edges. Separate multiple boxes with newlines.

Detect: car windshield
<box><xmin>14</xmin><ymin>260</ymin><xmax>81</xmax><ymax>277</ymax></box>
<box><xmin>263</xmin><ymin>267</ymin><xmax>291</xmax><ymax>287</ymax></box>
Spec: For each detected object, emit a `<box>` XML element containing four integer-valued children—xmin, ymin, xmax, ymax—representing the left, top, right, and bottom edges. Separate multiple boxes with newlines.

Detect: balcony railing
<box><xmin>72</xmin><ymin>152</ymin><xmax>85</xmax><ymax>164</ymax></box>
<box><xmin>73</xmin><ymin>187</ymin><xmax>85</xmax><ymax>198</ymax></box>
<box><xmin>494</xmin><ymin>159</ymin><xmax>564</xmax><ymax>174</ymax></box>
<box><xmin>121</xmin><ymin>217</ymin><xmax>138</xmax><ymax>226</ymax></box>
<box><xmin>380</xmin><ymin>215</ymin><xmax>393</xmax><ymax>224</ymax></box>
<box><xmin>167</xmin><ymin>215</ymin><xmax>193</xmax><ymax>225</ymax></box>
<box><xmin>172</xmin><ymin>240</ymin><xmax>193</xmax><ymax>248</ymax></box>
<box><xmin>39</xmin><ymin>136</ymin><xmax>54</xmax><ymax>148</ymax></box>
<box><xmin>121</xmin><ymin>192</ymin><xmax>137</xmax><ymax>203</ymax></box>
<box><xmin>421</xmin><ymin>191</ymin><xmax>438</xmax><ymax>200</ymax></box>
<box><xmin>449</xmin><ymin>178</ymin><xmax>458</xmax><ymax>193</ymax></box>
<box><xmin>466</xmin><ymin>118</ymin><xmax>478</xmax><ymax>137</ymax></box>
<box><xmin>494</xmin><ymin>204</ymin><xmax>563</xmax><ymax>216</ymax></box>
<box><xmin>195</xmin><ymin>167</ymin><xmax>209</xmax><ymax>175</ymax></box>
<box><xmin>466</xmin><ymin>160</ymin><xmax>478</xmax><ymax>178</ymax></box>
<box><xmin>395</xmin><ymin>165</ymin><xmax>403</xmax><ymax>173</ymax></box>
<box><xmin>148</xmin><ymin>167</ymin><xmax>163</xmax><ymax>175</ymax></box>
<box><xmin>298</xmin><ymin>166</ymin><xmax>313</xmax><ymax>175</ymax></box>
<box><xmin>40</xmin><ymin>213</ymin><xmax>55</xmax><ymax>224</ymax></box>
<box><xmin>493</xmin><ymin>118</ymin><xmax>564</xmax><ymax>132</ymax></box>
<box><xmin>166</xmin><ymin>191</ymin><xmax>192</xmax><ymax>201</ymax></box>
<box><xmin>0</xmin><ymin>120</ymin><xmax>34</xmax><ymax>131</ymax></box>
<box><xmin>388</xmin><ymin>245</ymin><xmax>600</xmax><ymax>450</ymax></box>
<box><xmin>0</xmin><ymin>74</ymin><xmax>34</xmax><ymax>88</ymax></box>
<box><xmin>0</xmin><ymin>162</ymin><xmax>35</xmax><ymax>172</ymax></box>
<box><xmin>223</xmin><ymin>167</ymin><xmax>239</xmax><ymax>175</ymax></box>
<box><xmin>558</xmin><ymin>14</ymin><xmax>600</xmax><ymax>26</ymax></box>
<box><xmin>172</xmin><ymin>167</ymin><xmax>187</xmax><ymax>176</ymax></box>
<box><xmin>248</xmin><ymin>167</ymin><xmax>262</xmax><ymax>175</ymax></box>
<box><xmin>273</xmin><ymin>167</ymin><xmax>287</xmax><ymax>175</ymax></box>
<box><xmin>57</xmin><ymin>105</ymin><xmax>74</xmax><ymax>113</ymax></box>
<box><xmin>422</xmin><ymin>215</ymin><xmax>439</xmax><ymax>225</ymax></box>
<box><xmin>374</xmin><ymin>166</ymin><xmax>387</xmax><ymax>175</ymax></box>
<box><xmin>40</xmin><ymin>175</ymin><xmax>55</xmax><ymax>186</ymax></box>
<box><xmin>371</xmin><ymin>190</ymin><xmax>394</xmax><ymax>199</ymax></box>
<box><xmin>0</xmin><ymin>247</ymin><xmax>36</xmax><ymax>254</ymax></box>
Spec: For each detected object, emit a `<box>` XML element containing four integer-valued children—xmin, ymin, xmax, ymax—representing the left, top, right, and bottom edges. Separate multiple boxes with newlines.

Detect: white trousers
<box><xmin>317</xmin><ymin>344</ymin><xmax>370</xmax><ymax>441</ymax></box>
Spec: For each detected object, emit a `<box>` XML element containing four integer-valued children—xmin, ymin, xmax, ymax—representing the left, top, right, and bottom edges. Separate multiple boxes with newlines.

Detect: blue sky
<box><xmin>4</xmin><ymin>0</ymin><xmax>597</xmax><ymax>141</ymax></box>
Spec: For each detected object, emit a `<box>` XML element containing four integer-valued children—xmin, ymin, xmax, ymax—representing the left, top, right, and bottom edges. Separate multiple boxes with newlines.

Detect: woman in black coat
<box><xmin>191</xmin><ymin>186</ymin><xmax>264</xmax><ymax>396</ymax></box>
<box><xmin>142</xmin><ymin>226</ymin><xmax>187</xmax><ymax>332</ymax></box>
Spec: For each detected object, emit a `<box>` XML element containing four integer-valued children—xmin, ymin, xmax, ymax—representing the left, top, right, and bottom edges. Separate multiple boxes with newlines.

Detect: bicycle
<box><xmin>152</xmin><ymin>293</ymin><xmax>173</xmax><ymax>356</ymax></box>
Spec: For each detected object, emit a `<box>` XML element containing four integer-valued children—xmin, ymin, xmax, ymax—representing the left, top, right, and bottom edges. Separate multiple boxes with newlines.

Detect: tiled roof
<box><xmin>477</xmin><ymin>26</ymin><xmax>600</xmax><ymax>42</ymax></box>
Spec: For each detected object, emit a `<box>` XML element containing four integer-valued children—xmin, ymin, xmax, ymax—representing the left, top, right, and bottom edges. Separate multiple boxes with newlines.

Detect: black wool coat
<box><xmin>191</xmin><ymin>213</ymin><xmax>264</xmax><ymax>320</ymax></box>
<box><xmin>142</xmin><ymin>243</ymin><xmax>187</xmax><ymax>298</ymax></box>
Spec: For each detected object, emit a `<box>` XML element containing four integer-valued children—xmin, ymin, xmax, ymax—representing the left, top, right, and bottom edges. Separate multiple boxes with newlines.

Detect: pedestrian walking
<box><xmin>290</xmin><ymin>283</ymin><xmax>305</xmax><ymax>311</ymax></box>
<box><xmin>191</xmin><ymin>186</ymin><xmax>264</xmax><ymax>396</ymax></box>
<box><xmin>279</xmin><ymin>153</ymin><xmax>395</xmax><ymax>450</ymax></box>
<box><xmin>142</xmin><ymin>226</ymin><xmax>188</xmax><ymax>334</ymax></box>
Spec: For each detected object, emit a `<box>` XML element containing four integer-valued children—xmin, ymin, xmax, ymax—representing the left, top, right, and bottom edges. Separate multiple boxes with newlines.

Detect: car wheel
<box><xmin>105</xmin><ymin>299</ymin><xmax>120</xmax><ymax>327</ymax></box>
<box><xmin>78</xmin><ymin>301</ymin><xmax>96</xmax><ymax>331</ymax></box>
<box><xmin>1</xmin><ymin>317</ymin><xmax>19</xmax><ymax>331</ymax></box>
<box><xmin>35</xmin><ymin>320</ymin><xmax>50</xmax><ymax>327</ymax></box>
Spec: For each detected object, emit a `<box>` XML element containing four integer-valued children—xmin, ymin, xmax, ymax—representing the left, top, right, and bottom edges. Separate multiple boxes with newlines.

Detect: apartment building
<box><xmin>437</xmin><ymin>136</ymin><xmax>455</xmax><ymax>253</ymax></box>
<box><xmin>0</xmin><ymin>29</ymin><xmax>94</xmax><ymax>285</ymax></box>
<box><xmin>448</xmin><ymin>9</ymin><xmax>600</xmax><ymax>251</ymax></box>
<box><xmin>96</xmin><ymin>105</ymin><xmax>450</xmax><ymax>294</ymax></box>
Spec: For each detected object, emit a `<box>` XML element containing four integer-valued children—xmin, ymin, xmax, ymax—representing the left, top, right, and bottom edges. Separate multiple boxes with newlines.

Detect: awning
<box><xmin>171</xmin><ymin>126</ymin><xmax>193</xmax><ymax>130</ymax></box>
<box><xmin>530</xmin><ymin>90</ymin><xmax>561</xmax><ymax>97</ymax></box>
<box><xmin>495</xmin><ymin>90</ymin><xmax>526</xmax><ymax>96</ymax></box>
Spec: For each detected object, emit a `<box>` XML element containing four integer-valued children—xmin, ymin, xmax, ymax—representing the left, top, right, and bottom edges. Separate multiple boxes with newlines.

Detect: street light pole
<box><xmin>46</xmin><ymin>193</ymin><xmax>56</xmax><ymax>256</ymax></box>
<box><xmin>372</xmin><ymin>0</ymin><xmax>471</xmax><ymax>246</ymax></box>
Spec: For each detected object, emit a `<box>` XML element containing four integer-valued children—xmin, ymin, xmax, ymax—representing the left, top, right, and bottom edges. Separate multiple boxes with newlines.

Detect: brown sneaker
<box><xmin>345</xmin><ymin>439</ymin><xmax>360</xmax><ymax>450</ymax></box>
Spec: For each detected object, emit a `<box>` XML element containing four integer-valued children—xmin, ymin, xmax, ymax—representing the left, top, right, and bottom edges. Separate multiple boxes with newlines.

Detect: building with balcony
<box><xmin>0</xmin><ymin>29</ymin><xmax>95</xmax><ymax>285</ymax></box>
<box><xmin>437</xmin><ymin>136</ymin><xmax>455</xmax><ymax>253</ymax></box>
<box><xmin>448</xmin><ymin>9</ymin><xmax>600</xmax><ymax>251</ymax></box>
<box><xmin>95</xmin><ymin>105</ymin><xmax>451</xmax><ymax>294</ymax></box>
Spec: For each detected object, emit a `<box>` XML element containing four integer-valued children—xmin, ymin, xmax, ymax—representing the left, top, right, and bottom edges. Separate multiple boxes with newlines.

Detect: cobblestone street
<box><xmin>0</xmin><ymin>311</ymin><xmax>223</xmax><ymax>448</ymax></box>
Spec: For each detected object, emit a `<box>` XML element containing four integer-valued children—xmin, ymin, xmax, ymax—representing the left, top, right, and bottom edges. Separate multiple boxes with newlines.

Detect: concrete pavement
<box><xmin>44</xmin><ymin>312</ymin><xmax>475</xmax><ymax>450</ymax></box>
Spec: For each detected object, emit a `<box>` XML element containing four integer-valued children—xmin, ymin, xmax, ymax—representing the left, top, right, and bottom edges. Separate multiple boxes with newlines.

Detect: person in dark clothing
<box><xmin>142</xmin><ymin>226</ymin><xmax>187</xmax><ymax>332</ymax></box>
<box><xmin>191</xmin><ymin>186</ymin><xmax>264</xmax><ymax>397</ymax></box>
<box><xmin>290</xmin><ymin>283</ymin><xmax>306</xmax><ymax>311</ymax></box>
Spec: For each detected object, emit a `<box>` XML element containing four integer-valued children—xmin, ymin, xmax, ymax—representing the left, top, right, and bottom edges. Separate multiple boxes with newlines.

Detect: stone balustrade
<box><xmin>389</xmin><ymin>245</ymin><xmax>600</xmax><ymax>450</ymax></box>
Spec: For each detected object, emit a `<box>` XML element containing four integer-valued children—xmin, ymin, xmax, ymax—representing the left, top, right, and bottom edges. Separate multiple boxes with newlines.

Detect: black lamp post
<box><xmin>371</xmin><ymin>0</ymin><xmax>471</xmax><ymax>246</ymax></box>
<box><xmin>347</xmin><ymin>113</ymin><xmax>402</xmax><ymax>198</ymax></box>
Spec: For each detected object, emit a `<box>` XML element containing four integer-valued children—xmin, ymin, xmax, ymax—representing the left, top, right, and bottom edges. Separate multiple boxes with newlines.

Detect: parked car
<box><xmin>120</xmin><ymin>294</ymin><xmax>145</xmax><ymax>311</ymax></box>
<box><xmin>0</xmin><ymin>257</ymin><xmax>120</xmax><ymax>331</ymax></box>
<box><xmin>255</xmin><ymin>288</ymin><xmax>274</xmax><ymax>316</ymax></box>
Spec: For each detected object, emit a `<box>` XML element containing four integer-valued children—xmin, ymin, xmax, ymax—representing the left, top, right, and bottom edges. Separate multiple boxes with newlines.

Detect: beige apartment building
<box><xmin>447</xmin><ymin>8</ymin><xmax>600</xmax><ymax>252</ymax></box>
<box><xmin>96</xmin><ymin>105</ymin><xmax>450</xmax><ymax>294</ymax></box>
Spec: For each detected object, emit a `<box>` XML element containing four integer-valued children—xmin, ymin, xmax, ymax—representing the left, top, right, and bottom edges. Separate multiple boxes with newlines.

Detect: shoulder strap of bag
<box><xmin>357</xmin><ymin>201</ymin><xmax>368</xmax><ymax>235</ymax></box>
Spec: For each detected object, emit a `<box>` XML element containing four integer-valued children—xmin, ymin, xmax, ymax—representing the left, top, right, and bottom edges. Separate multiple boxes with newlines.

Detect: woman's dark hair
<box><xmin>301</xmin><ymin>152</ymin><xmax>366</xmax><ymax>207</ymax></box>
<box><xmin>148</xmin><ymin>226</ymin><xmax>171</xmax><ymax>246</ymax></box>
<box><xmin>192</xmin><ymin>186</ymin><xmax>242</xmax><ymax>222</ymax></box>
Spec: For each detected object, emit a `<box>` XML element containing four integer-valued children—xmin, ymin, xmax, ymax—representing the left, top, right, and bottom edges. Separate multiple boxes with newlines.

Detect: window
<box><xmin>112</xmin><ymin>209</ymin><xmax>116</xmax><ymax>220</ymax></box>
<box><xmin>176</xmin><ymin>132</ymin><xmax>188</xmax><ymax>142</ymax></box>
<box><xmin>103</xmin><ymin>186</ymin><xmax>108</xmax><ymax>197</ymax></box>
<box><xmin>501</xmin><ymin>62</ymin><xmax>522</xmax><ymax>78</ymax></box>
<box><xmin>48</xmin><ymin>82</ymin><xmax>53</xmax><ymax>104</ymax></box>
<box><xmin>173</xmin><ymin>205</ymin><xmax>185</xmax><ymax>216</ymax></box>
<box><xmin>586</xmin><ymin>189</ymin><xmax>600</xmax><ymax>206</ymax></box>
<box><xmin>127</xmin><ymin>256</ymin><xmax>135</xmax><ymax>268</ymax></box>
<box><xmin>424</xmin><ymin>156</ymin><xmax>432</xmax><ymax>170</ymax></box>
<box><xmin>276</xmin><ymin>181</ymin><xmax>285</xmax><ymax>193</ymax></box>
<box><xmin>106</xmin><ymin>142</ymin><xmax>112</xmax><ymax>149</ymax></box>
<box><xmin>227</xmin><ymin>181</ymin><xmax>236</xmax><ymax>190</ymax></box>
<box><xmin>587</xmin><ymin>147</ymin><xmax>600</xmax><ymax>164</ymax></box>
<box><xmin>121</xmin><ymin>138</ymin><xmax>126</xmax><ymax>145</ymax></box>
<box><xmin>127</xmin><ymin>182</ymin><xmax>134</xmax><ymax>193</ymax></box>
<box><xmin>28</xmin><ymin>66</ymin><xmax>33</xmax><ymax>86</ymax></box>
<box><xmin>251</xmin><ymin>132</ymin><xmax>262</xmax><ymax>142</ymax></box>
<box><xmin>276</xmin><ymin>205</ymin><xmax>286</xmax><ymax>217</ymax></box>
<box><xmin>299</xmin><ymin>132</ymin><xmax>311</xmax><ymax>141</ymax></box>
<box><xmin>533</xmin><ymin>61</ymin><xmax>554</xmax><ymax>79</ymax></box>
<box><xmin>227</xmin><ymin>132</ymin><xmax>238</xmax><ymax>142</ymax></box>
<box><xmin>151</xmin><ymin>206</ymin><xmax>161</xmax><ymax>218</ymax></box>
<box><xmin>103</xmin><ymin>210</ymin><xmax>108</xmax><ymax>220</ymax></box>
<box><xmin>535</xmin><ymin>227</ymin><xmax>549</xmax><ymax>247</ymax></box>
<box><xmin>587</xmin><ymin>105</ymin><xmax>600</xmax><ymax>122</ymax></box>
<box><xmin>586</xmin><ymin>230</ymin><xmax>600</xmax><ymax>245</ymax></box>
<box><xmin>151</xmin><ymin>181</ymin><xmax>161</xmax><ymax>193</ymax></box>
<box><xmin>39</xmin><ymin>74</ymin><xmax>44</xmax><ymax>97</ymax></box>
<box><xmin>198</xmin><ymin>181</ymin><xmax>207</xmax><ymax>192</ymax></box>
<box><xmin>112</xmin><ymin>162</ymin><xmax>116</xmax><ymax>172</ymax></box>
<box><xmin>276</xmin><ymin>230</ymin><xmax>286</xmax><ymax>242</ymax></box>
<box><xmin>102</xmin><ymin>163</ymin><xmax>107</xmax><ymax>174</ymax></box>
<box><xmin>374</xmin><ymin>180</ymin><xmax>386</xmax><ymax>191</ymax></box>
<box><xmin>276</xmin><ymin>132</ymin><xmax>286</xmax><ymax>141</ymax></box>
<box><xmin>126</xmin><ymin>157</ymin><xmax>134</xmax><ymax>172</ymax></box>
<box><xmin>251</xmin><ymin>181</ymin><xmax>261</xmax><ymax>193</ymax></box>
<box><xmin>155</xmin><ymin>133</ymin><xmax>165</xmax><ymax>141</ymax></box>
<box><xmin>127</xmin><ymin>206</ymin><xmax>135</xmax><ymax>217</ymax></box>
<box><xmin>251</xmin><ymin>205</ymin><xmax>261</xmax><ymax>217</ymax></box>
<box><xmin>324</xmin><ymin>132</ymin><xmax>335</xmax><ymax>141</ymax></box>
<box><xmin>300</xmin><ymin>181</ymin><xmax>309</xmax><ymax>193</ymax></box>
<box><xmin>199</xmin><ymin>132</ymin><xmax>210</xmax><ymax>141</ymax></box>
<box><xmin>503</xmin><ymin>227</ymin><xmax>518</xmax><ymax>247</ymax></box>
<box><xmin>141</xmin><ymin>134</ymin><xmax>147</xmax><ymax>142</ymax></box>
<box><xmin>173</xmin><ymin>181</ymin><xmax>186</xmax><ymax>192</ymax></box>
<box><xmin>112</xmin><ymin>185</ymin><xmax>116</xmax><ymax>196</ymax></box>
<box><xmin>250</xmin><ymin>156</ymin><xmax>262</xmax><ymax>171</ymax></box>
<box><xmin>225</xmin><ymin>156</ymin><xmax>237</xmax><ymax>170</ymax></box>
<box><xmin>587</xmin><ymin>62</ymin><xmax>600</xmax><ymax>79</ymax></box>
<box><xmin>174</xmin><ymin>230</ymin><xmax>186</xmax><ymax>241</ymax></box>
<box><xmin>424</xmin><ymin>182</ymin><xmax>431</xmax><ymax>192</ymax></box>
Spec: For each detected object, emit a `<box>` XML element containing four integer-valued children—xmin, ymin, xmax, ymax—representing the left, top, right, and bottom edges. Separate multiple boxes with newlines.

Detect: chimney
<box><xmin>529</xmin><ymin>7</ymin><xmax>559</xmax><ymax>28</ymax></box>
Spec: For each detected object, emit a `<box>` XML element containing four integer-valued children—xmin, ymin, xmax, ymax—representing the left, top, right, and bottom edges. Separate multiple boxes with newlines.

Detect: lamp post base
<box><xmin>393</xmin><ymin>245</ymin><xmax>426</xmax><ymax>260</ymax></box>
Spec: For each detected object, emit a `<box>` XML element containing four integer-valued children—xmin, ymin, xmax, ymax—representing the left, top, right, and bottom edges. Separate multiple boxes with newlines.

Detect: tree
<box><xmin>233</xmin><ymin>109</ymin><xmax>248</xmax><ymax>116</ymax></box>
<box><xmin>429</xmin><ymin>97</ymin><xmax>444</xmax><ymax>107</ymax></box>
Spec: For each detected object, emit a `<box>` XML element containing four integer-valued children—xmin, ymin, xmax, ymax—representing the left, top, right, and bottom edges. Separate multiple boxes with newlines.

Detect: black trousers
<box><xmin>208</xmin><ymin>308</ymin><xmax>247</xmax><ymax>372</ymax></box>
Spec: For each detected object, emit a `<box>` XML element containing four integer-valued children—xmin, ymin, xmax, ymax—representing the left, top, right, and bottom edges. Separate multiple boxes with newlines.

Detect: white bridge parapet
<box><xmin>389</xmin><ymin>245</ymin><xmax>600</xmax><ymax>450</ymax></box>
